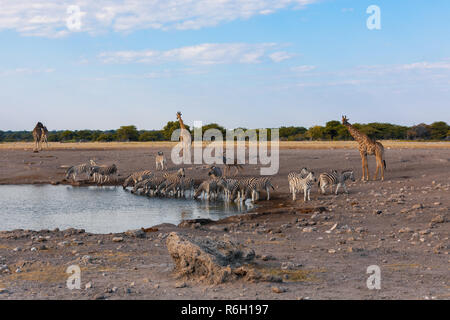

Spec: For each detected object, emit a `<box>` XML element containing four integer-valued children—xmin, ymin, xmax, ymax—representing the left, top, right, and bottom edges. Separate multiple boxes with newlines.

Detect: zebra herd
<box><xmin>125</xmin><ymin>166</ymin><xmax>275</xmax><ymax>203</ymax></box>
<box><xmin>65</xmin><ymin>152</ymin><xmax>356</xmax><ymax>203</ymax></box>
<box><xmin>287</xmin><ymin>167</ymin><xmax>355</xmax><ymax>201</ymax></box>
<box><xmin>65</xmin><ymin>160</ymin><xmax>118</xmax><ymax>184</ymax></box>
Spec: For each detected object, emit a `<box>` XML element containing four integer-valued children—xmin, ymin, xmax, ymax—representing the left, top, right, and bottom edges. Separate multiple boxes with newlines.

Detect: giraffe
<box><xmin>342</xmin><ymin>116</ymin><xmax>386</xmax><ymax>181</ymax></box>
<box><xmin>32</xmin><ymin>122</ymin><xmax>44</xmax><ymax>152</ymax></box>
<box><xmin>176</xmin><ymin>111</ymin><xmax>191</xmax><ymax>161</ymax></box>
<box><xmin>40</xmin><ymin>126</ymin><xmax>49</xmax><ymax>149</ymax></box>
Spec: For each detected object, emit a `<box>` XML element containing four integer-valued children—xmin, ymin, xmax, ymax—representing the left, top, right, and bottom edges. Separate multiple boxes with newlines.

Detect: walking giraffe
<box><xmin>342</xmin><ymin>116</ymin><xmax>386</xmax><ymax>181</ymax></box>
<box><xmin>32</xmin><ymin>122</ymin><xmax>44</xmax><ymax>152</ymax></box>
<box><xmin>176</xmin><ymin>111</ymin><xmax>191</xmax><ymax>161</ymax></box>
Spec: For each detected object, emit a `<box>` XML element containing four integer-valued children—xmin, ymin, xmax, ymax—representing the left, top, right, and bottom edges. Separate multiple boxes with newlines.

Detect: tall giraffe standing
<box><xmin>176</xmin><ymin>111</ymin><xmax>191</xmax><ymax>161</ymax></box>
<box><xmin>342</xmin><ymin>116</ymin><xmax>386</xmax><ymax>181</ymax></box>
<box><xmin>32</xmin><ymin>122</ymin><xmax>44</xmax><ymax>152</ymax></box>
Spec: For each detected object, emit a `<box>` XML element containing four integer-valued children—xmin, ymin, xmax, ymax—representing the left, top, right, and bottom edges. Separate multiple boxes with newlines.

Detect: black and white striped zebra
<box><xmin>230</xmin><ymin>177</ymin><xmax>256</xmax><ymax>202</ymax></box>
<box><xmin>143</xmin><ymin>176</ymin><xmax>167</xmax><ymax>196</ymax></box>
<box><xmin>217</xmin><ymin>178</ymin><xmax>239</xmax><ymax>202</ymax></box>
<box><xmin>288</xmin><ymin>167</ymin><xmax>309</xmax><ymax>194</ymax></box>
<box><xmin>123</xmin><ymin>170</ymin><xmax>153</xmax><ymax>189</ymax></box>
<box><xmin>318</xmin><ymin>170</ymin><xmax>355</xmax><ymax>195</ymax></box>
<box><xmin>288</xmin><ymin>171</ymin><xmax>317</xmax><ymax>201</ymax></box>
<box><xmin>65</xmin><ymin>162</ymin><xmax>93</xmax><ymax>181</ymax></box>
<box><xmin>247</xmin><ymin>177</ymin><xmax>275</xmax><ymax>202</ymax></box>
<box><xmin>194</xmin><ymin>179</ymin><xmax>218</xmax><ymax>200</ymax></box>
<box><xmin>89</xmin><ymin>164</ymin><xmax>117</xmax><ymax>184</ymax></box>
<box><xmin>158</xmin><ymin>168</ymin><xmax>186</xmax><ymax>196</ymax></box>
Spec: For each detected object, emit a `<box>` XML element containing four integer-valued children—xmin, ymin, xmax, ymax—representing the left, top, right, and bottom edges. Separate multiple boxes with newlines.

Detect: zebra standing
<box><xmin>247</xmin><ymin>177</ymin><xmax>275</xmax><ymax>202</ymax></box>
<box><xmin>318</xmin><ymin>170</ymin><xmax>355</xmax><ymax>195</ymax></box>
<box><xmin>288</xmin><ymin>171</ymin><xmax>317</xmax><ymax>201</ymax></box>
<box><xmin>217</xmin><ymin>178</ymin><xmax>239</xmax><ymax>202</ymax></box>
<box><xmin>155</xmin><ymin>152</ymin><xmax>166</xmax><ymax>170</ymax></box>
<box><xmin>288</xmin><ymin>167</ymin><xmax>309</xmax><ymax>194</ymax></box>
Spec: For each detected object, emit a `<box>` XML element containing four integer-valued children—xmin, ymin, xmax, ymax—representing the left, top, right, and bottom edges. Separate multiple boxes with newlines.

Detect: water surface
<box><xmin>0</xmin><ymin>185</ymin><xmax>246</xmax><ymax>233</ymax></box>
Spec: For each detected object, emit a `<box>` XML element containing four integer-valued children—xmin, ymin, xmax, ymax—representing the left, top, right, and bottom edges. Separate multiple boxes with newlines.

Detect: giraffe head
<box><xmin>36</xmin><ymin>122</ymin><xmax>44</xmax><ymax>128</ymax></box>
<box><xmin>342</xmin><ymin>115</ymin><xmax>349</xmax><ymax>125</ymax></box>
<box><xmin>176</xmin><ymin>111</ymin><xmax>182</xmax><ymax>120</ymax></box>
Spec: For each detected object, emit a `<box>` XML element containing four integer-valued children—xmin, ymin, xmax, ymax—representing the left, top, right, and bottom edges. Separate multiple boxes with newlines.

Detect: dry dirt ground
<box><xmin>0</xmin><ymin>142</ymin><xmax>449</xmax><ymax>300</ymax></box>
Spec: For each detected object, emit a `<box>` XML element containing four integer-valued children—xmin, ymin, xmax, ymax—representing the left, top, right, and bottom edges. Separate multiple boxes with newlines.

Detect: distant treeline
<box><xmin>1</xmin><ymin>120</ymin><xmax>449</xmax><ymax>142</ymax></box>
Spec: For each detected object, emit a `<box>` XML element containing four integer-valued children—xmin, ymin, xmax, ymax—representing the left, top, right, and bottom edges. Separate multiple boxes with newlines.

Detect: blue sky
<box><xmin>0</xmin><ymin>0</ymin><xmax>449</xmax><ymax>131</ymax></box>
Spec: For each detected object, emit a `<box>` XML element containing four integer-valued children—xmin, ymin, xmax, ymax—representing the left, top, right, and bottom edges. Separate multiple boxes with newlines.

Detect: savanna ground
<box><xmin>0</xmin><ymin>141</ymin><xmax>449</xmax><ymax>300</ymax></box>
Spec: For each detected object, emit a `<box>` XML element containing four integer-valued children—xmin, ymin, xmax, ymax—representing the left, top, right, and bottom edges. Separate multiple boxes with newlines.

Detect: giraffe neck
<box><xmin>345</xmin><ymin>123</ymin><xmax>367</xmax><ymax>144</ymax></box>
<box><xmin>178</xmin><ymin>118</ymin><xmax>186</xmax><ymax>129</ymax></box>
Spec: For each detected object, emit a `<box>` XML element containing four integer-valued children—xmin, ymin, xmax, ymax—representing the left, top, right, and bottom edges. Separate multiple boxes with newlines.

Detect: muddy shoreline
<box><xmin>0</xmin><ymin>146</ymin><xmax>449</xmax><ymax>299</ymax></box>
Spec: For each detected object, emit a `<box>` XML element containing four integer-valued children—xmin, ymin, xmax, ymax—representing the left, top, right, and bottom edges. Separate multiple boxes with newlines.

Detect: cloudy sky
<box><xmin>0</xmin><ymin>0</ymin><xmax>449</xmax><ymax>130</ymax></box>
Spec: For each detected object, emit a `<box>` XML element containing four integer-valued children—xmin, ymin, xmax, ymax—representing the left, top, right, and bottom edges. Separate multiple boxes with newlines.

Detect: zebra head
<box><xmin>307</xmin><ymin>171</ymin><xmax>317</xmax><ymax>182</ymax></box>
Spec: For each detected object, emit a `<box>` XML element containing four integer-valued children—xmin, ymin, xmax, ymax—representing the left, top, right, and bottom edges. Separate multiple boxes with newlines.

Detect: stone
<box><xmin>125</xmin><ymin>229</ymin><xmax>146</xmax><ymax>238</ymax></box>
<box><xmin>412</xmin><ymin>204</ymin><xmax>423</xmax><ymax>210</ymax></box>
<box><xmin>271</xmin><ymin>286</ymin><xmax>287</xmax><ymax>293</ymax></box>
<box><xmin>166</xmin><ymin>232</ymin><xmax>255</xmax><ymax>284</ymax></box>
<box><xmin>112</xmin><ymin>237</ymin><xmax>124</xmax><ymax>242</ymax></box>
<box><xmin>431</xmin><ymin>215</ymin><xmax>445</xmax><ymax>224</ymax></box>
<box><xmin>85</xmin><ymin>282</ymin><xmax>92</xmax><ymax>289</ymax></box>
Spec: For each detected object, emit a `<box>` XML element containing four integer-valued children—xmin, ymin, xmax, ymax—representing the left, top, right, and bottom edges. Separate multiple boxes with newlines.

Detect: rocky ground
<box><xmin>0</xmin><ymin>145</ymin><xmax>449</xmax><ymax>299</ymax></box>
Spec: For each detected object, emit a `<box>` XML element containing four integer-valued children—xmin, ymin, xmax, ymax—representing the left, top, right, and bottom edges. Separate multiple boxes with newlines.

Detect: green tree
<box><xmin>139</xmin><ymin>131</ymin><xmax>164</xmax><ymax>141</ymax></box>
<box><xmin>324</xmin><ymin>120</ymin><xmax>343</xmax><ymax>140</ymax></box>
<box><xmin>162</xmin><ymin>121</ymin><xmax>190</xmax><ymax>140</ymax></box>
<box><xmin>429</xmin><ymin>121</ymin><xmax>449</xmax><ymax>140</ymax></box>
<box><xmin>116</xmin><ymin>125</ymin><xmax>139</xmax><ymax>141</ymax></box>
<box><xmin>307</xmin><ymin>126</ymin><xmax>326</xmax><ymax>140</ymax></box>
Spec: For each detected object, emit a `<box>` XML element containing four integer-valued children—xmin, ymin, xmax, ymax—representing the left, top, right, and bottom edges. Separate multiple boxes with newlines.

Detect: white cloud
<box><xmin>0</xmin><ymin>68</ymin><xmax>54</xmax><ymax>76</ymax></box>
<box><xmin>291</xmin><ymin>65</ymin><xmax>316</xmax><ymax>72</ymax></box>
<box><xmin>269</xmin><ymin>51</ymin><xmax>295</xmax><ymax>62</ymax></box>
<box><xmin>99</xmin><ymin>43</ymin><xmax>293</xmax><ymax>65</ymax></box>
<box><xmin>0</xmin><ymin>0</ymin><xmax>318</xmax><ymax>37</ymax></box>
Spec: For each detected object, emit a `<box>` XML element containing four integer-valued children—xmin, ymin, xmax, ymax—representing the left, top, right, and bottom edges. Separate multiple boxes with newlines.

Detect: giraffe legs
<box><xmin>374</xmin><ymin>154</ymin><xmax>385</xmax><ymax>181</ymax></box>
<box><xmin>360</xmin><ymin>154</ymin><xmax>369</xmax><ymax>181</ymax></box>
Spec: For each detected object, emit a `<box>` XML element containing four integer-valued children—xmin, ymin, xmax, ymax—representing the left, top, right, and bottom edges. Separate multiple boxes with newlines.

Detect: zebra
<box><xmin>230</xmin><ymin>177</ymin><xmax>257</xmax><ymax>202</ymax></box>
<box><xmin>65</xmin><ymin>162</ymin><xmax>95</xmax><ymax>181</ymax></box>
<box><xmin>155</xmin><ymin>151</ymin><xmax>166</xmax><ymax>170</ymax></box>
<box><xmin>318</xmin><ymin>170</ymin><xmax>355</xmax><ymax>195</ymax></box>
<box><xmin>179</xmin><ymin>177</ymin><xmax>196</xmax><ymax>198</ymax></box>
<box><xmin>89</xmin><ymin>164</ymin><xmax>118</xmax><ymax>184</ymax></box>
<box><xmin>288</xmin><ymin>167</ymin><xmax>309</xmax><ymax>194</ymax></box>
<box><xmin>247</xmin><ymin>177</ymin><xmax>275</xmax><ymax>202</ymax></box>
<box><xmin>217</xmin><ymin>178</ymin><xmax>239</xmax><ymax>202</ymax></box>
<box><xmin>194</xmin><ymin>179</ymin><xmax>221</xmax><ymax>200</ymax></box>
<box><xmin>122</xmin><ymin>170</ymin><xmax>153</xmax><ymax>189</ymax></box>
<box><xmin>143</xmin><ymin>176</ymin><xmax>167</xmax><ymax>196</ymax></box>
<box><xmin>158</xmin><ymin>168</ymin><xmax>186</xmax><ymax>196</ymax></box>
<box><xmin>288</xmin><ymin>171</ymin><xmax>317</xmax><ymax>201</ymax></box>
<box><xmin>208</xmin><ymin>165</ymin><xmax>222</xmax><ymax>178</ymax></box>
